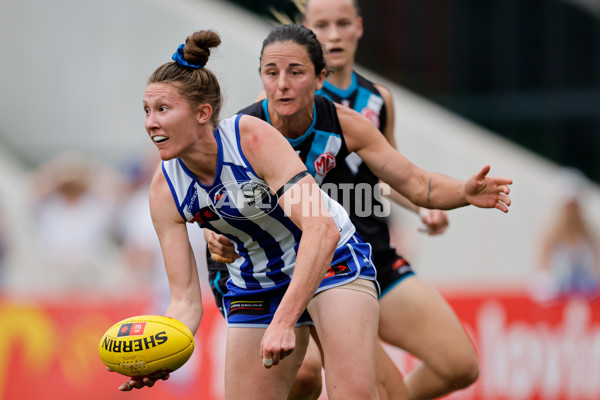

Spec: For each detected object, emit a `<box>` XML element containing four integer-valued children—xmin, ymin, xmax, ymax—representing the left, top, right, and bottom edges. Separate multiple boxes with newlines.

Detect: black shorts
<box><xmin>375</xmin><ymin>253</ymin><xmax>415</xmax><ymax>297</ymax></box>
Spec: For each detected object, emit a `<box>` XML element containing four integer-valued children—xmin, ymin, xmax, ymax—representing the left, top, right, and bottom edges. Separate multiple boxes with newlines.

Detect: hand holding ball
<box><xmin>99</xmin><ymin>315</ymin><xmax>194</xmax><ymax>378</ymax></box>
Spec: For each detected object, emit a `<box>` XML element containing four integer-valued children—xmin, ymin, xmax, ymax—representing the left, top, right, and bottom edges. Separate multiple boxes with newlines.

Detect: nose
<box><xmin>277</xmin><ymin>73</ymin><xmax>289</xmax><ymax>91</ymax></box>
<box><xmin>325</xmin><ymin>25</ymin><xmax>340</xmax><ymax>42</ymax></box>
<box><xmin>145</xmin><ymin>111</ymin><xmax>158</xmax><ymax>132</ymax></box>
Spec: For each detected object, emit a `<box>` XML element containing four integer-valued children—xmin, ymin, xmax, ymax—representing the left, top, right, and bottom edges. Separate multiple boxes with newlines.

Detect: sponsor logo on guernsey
<box><xmin>314</xmin><ymin>153</ymin><xmax>336</xmax><ymax>176</ymax></box>
<box><xmin>102</xmin><ymin>331</ymin><xmax>168</xmax><ymax>353</ymax></box>
<box><xmin>392</xmin><ymin>258</ymin><xmax>407</xmax><ymax>270</ymax></box>
<box><xmin>190</xmin><ymin>206</ymin><xmax>220</xmax><ymax>224</ymax></box>
<box><xmin>361</xmin><ymin>107</ymin><xmax>380</xmax><ymax>128</ymax></box>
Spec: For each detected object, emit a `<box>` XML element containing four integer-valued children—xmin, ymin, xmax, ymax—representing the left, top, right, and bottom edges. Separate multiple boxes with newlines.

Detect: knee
<box><xmin>288</xmin><ymin>361</ymin><xmax>323</xmax><ymax>400</ymax></box>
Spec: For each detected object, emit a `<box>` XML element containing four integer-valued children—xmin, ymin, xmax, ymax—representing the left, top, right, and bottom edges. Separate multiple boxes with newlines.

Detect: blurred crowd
<box><xmin>0</xmin><ymin>150</ymin><xmax>207</xmax><ymax>304</ymax></box>
<box><xmin>530</xmin><ymin>168</ymin><xmax>600</xmax><ymax>302</ymax></box>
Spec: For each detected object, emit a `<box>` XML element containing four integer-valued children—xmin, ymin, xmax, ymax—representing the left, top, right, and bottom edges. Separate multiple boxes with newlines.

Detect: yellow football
<box><xmin>98</xmin><ymin>315</ymin><xmax>194</xmax><ymax>377</ymax></box>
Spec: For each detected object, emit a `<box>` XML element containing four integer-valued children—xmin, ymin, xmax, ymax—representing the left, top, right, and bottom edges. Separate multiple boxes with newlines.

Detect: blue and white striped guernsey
<box><xmin>162</xmin><ymin>114</ymin><xmax>356</xmax><ymax>292</ymax></box>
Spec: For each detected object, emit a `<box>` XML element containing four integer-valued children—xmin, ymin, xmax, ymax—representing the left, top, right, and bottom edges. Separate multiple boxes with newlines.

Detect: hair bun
<box><xmin>182</xmin><ymin>30</ymin><xmax>222</xmax><ymax>68</ymax></box>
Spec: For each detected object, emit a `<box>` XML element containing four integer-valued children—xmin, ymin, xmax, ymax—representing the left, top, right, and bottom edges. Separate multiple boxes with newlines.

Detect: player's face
<box><xmin>304</xmin><ymin>0</ymin><xmax>363</xmax><ymax>71</ymax></box>
<box><xmin>260</xmin><ymin>41</ymin><xmax>326</xmax><ymax>119</ymax></box>
<box><xmin>143</xmin><ymin>83</ymin><xmax>201</xmax><ymax>161</ymax></box>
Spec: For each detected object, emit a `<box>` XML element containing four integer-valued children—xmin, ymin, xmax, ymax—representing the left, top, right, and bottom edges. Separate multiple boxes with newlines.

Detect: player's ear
<box><xmin>315</xmin><ymin>68</ymin><xmax>327</xmax><ymax>91</ymax></box>
<box><xmin>196</xmin><ymin>103</ymin><xmax>213</xmax><ymax>124</ymax></box>
<box><xmin>356</xmin><ymin>16</ymin><xmax>364</xmax><ymax>39</ymax></box>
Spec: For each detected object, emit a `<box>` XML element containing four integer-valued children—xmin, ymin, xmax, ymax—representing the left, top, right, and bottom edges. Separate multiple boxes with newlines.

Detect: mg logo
<box><xmin>314</xmin><ymin>153</ymin><xmax>336</xmax><ymax>176</ymax></box>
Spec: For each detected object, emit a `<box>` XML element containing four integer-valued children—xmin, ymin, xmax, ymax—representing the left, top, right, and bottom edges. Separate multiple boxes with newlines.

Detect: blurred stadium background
<box><xmin>1</xmin><ymin>0</ymin><xmax>599</xmax><ymax>399</ymax></box>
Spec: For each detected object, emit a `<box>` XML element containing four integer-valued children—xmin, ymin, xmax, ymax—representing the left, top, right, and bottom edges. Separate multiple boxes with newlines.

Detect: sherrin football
<box><xmin>99</xmin><ymin>315</ymin><xmax>195</xmax><ymax>377</ymax></box>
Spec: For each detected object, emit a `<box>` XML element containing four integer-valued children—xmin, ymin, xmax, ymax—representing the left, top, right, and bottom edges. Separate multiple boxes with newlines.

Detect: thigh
<box><xmin>225</xmin><ymin>326</ymin><xmax>310</xmax><ymax>400</ymax></box>
<box><xmin>378</xmin><ymin>277</ymin><xmax>477</xmax><ymax>372</ymax></box>
<box><xmin>308</xmin><ymin>286</ymin><xmax>380</xmax><ymax>399</ymax></box>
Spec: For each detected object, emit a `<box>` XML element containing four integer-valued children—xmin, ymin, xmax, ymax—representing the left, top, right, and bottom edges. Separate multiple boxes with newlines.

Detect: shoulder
<box><xmin>374</xmin><ymin>83</ymin><xmax>394</xmax><ymax>108</ymax></box>
<box><xmin>315</xmin><ymin>95</ymin><xmax>338</xmax><ymax>116</ymax></box>
<box><xmin>335</xmin><ymin>102</ymin><xmax>375</xmax><ymax>131</ymax></box>
<box><xmin>238</xmin><ymin>113</ymin><xmax>269</xmax><ymax>133</ymax></box>
<box><xmin>238</xmin><ymin>114</ymin><xmax>287</xmax><ymax>155</ymax></box>
<box><xmin>315</xmin><ymin>94</ymin><xmax>335</xmax><ymax>107</ymax></box>
<box><xmin>149</xmin><ymin>163</ymin><xmax>173</xmax><ymax>209</ymax></box>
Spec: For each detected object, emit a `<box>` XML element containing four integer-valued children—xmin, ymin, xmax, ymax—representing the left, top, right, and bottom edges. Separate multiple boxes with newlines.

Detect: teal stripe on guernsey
<box><xmin>320</xmin><ymin>71</ymin><xmax>358</xmax><ymax>98</ymax></box>
<box><xmin>261</xmin><ymin>98</ymin><xmax>318</xmax><ymax>148</ymax></box>
<box><xmin>212</xmin><ymin>271</ymin><xmax>226</xmax><ymax>296</ymax></box>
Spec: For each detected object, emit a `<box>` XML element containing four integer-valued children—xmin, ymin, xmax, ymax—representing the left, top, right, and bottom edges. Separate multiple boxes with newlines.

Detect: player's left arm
<box><xmin>338</xmin><ymin>104</ymin><xmax>512</xmax><ymax>211</ymax></box>
<box><xmin>375</xmin><ymin>84</ymin><xmax>449</xmax><ymax>235</ymax></box>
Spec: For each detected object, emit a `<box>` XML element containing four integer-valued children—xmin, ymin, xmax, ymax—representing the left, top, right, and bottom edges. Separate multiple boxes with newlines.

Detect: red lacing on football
<box><xmin>120</xmin><ymin>360</ymin><xmax>146</xmax><ymax>370</ymax></box>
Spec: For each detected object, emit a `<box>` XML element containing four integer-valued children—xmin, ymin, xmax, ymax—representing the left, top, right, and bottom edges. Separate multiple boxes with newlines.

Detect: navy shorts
<box><xmin>213</xmin><ymin>234</ymin><xmax>379</xmax><ymax>328</ymax></box>
<box><xmin>208</xmin><ymin>244</ymin><xmax>412</xmax><ymax>312</ymax></box>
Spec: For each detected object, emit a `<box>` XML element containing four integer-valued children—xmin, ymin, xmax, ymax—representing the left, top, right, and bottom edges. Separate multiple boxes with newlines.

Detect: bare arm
<box><xmin>239</xmin><ymin>115</ymin><xmax>340</xmax><ymax>366</ymax></box>
<box><xmin>337</xmin><ymin>104</ymin><xmax>512</xmax><ymax>212</ymax></box>
<box><xmin>116</xmin><ymin>165</ymin><xmax>203</xmax><ymax>392</ymax></box>
<box><xmin>149</xmin><ymin>166</ymin><xmax>203</xmax><ymax>334</ymax></box>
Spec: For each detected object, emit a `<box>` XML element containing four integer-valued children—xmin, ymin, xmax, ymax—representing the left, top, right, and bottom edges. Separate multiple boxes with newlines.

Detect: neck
<box><xmin>326</xmin><ymin>64</ymin><xmax>354</xmax><ymax>90</ymax></box>
<box><xmin>268</xmin><ymin>104</ymin><xmax>313</xmax><ymax>140</ymax></box>
<box><xmin>182</xmin><ymin>128</ymin><xmax>219</xmax><ymax>185</ymax></box>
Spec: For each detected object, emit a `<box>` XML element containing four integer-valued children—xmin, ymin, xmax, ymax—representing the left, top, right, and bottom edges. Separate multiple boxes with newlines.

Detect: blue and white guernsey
<box><xmin>162</xmin><ymin>114</ymin><xmax>361</xmax><ymax>293</ymax></box>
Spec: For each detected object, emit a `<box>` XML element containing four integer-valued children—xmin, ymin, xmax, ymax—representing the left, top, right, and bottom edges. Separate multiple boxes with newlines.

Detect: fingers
<box><xmin>215</xmin><ymin>234</ymin><xmax>234</xmax><ymax>246</ymax></box>
<box><xmin>262</xmin><ymin>350</ymin><xmax>279</xmax><ymax>368</ymax></box>
<box><xmin>418</xmin><ymin>209</ymin><xmax>449</xmax><ymax>236</ymax></box>
<box><xmin>211</xmin><ymin>253</ymin><xmax>235</xmax><ymax>264</ymax></box>
<box><xmin>207</xmin><ymin>232</ymin><xmax>239</xmax><ymax>262</ymax></box>
<box><xmin>118</xmin><ymin>381</ymin><xmax>134</xmax><ymax>391</ymax></box>
<box><xmin>262</xmin><ymin>348</ymin><xmax>293</xmax><ymax>369</ymax></box>
<box><xmin>263</xmin><ymin>356</ymin><xmax>274</xmax><ymax>369</ymax></box>
<box><xmin>117</xmin><ymin>372</ymin><xmax>169</xmax><ymax>391</ymax></box>
<box><xmin>495</xmin><ymin>201</ymin><xmax>509</xmax><ymax>213</ymax></box>
<box><xmin>476</xmin><ymin>165</ymin><xmax>491</xmax><ymax>180</ymax></box>
<box><xmin>497</xmin><ymin>184</ymin><xmax>511</xmax><ymax>195</ymax></box>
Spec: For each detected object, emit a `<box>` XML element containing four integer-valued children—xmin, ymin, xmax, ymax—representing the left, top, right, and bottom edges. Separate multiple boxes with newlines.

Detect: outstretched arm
<box><xmin>337</xmin><ymin>104</ymin><xmax>512</xmax><ymax>212</ymax></box>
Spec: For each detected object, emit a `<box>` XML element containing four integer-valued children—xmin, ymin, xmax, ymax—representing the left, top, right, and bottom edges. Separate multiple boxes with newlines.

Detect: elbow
<box><xmin>325</xmin><ymin>220</ymin><xmax>341</xmax><ymax>250</ymax></box>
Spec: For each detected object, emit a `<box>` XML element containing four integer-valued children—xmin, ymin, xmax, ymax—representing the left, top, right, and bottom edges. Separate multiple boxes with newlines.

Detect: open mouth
<box><xmin>329</xmin><ymin>47</ymin><xmax>343</xmax><ymax>54</ymax></box>
<box><xmin>153</xmin><ymin>136</ymin><xmax>169</xmax><ymax>143</ymax></box>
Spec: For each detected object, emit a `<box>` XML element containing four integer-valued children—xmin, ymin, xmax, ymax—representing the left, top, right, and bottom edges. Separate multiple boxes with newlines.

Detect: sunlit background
<box><xmin>1</xmin><ymin>0</ymin><xmax>599</xmax><ymax>399</ymax></box>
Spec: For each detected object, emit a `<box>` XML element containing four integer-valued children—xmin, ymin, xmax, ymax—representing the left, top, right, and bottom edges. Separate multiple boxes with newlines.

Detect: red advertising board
<box><xmin>1</xmin><ymin>291</ymin><xmax>599</xmax><ymax>400</ymax></box>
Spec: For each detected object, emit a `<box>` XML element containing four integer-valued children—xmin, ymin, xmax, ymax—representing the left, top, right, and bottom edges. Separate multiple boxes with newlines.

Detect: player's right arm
<box><xmin>115</xmin><ymin>165</ymin><xmax>203</xmax><ymax>392</ymax></box>
<box><xmin>149</xmin><ymin>165</ymin><xmax>203</xmax><ymax>335</ymax></box>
